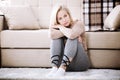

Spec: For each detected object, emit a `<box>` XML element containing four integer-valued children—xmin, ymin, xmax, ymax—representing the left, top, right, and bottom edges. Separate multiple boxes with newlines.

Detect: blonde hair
<box><xmin>49</xmin><ymin>4</ymin><xmax>73</xmax><ymax>26</ymax></box>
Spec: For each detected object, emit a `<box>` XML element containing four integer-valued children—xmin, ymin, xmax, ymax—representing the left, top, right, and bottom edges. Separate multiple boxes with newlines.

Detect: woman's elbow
<box><xmin>49</xmin><ymin>35</ymin><xmax>56</xmax><ymax>39</ymax></box>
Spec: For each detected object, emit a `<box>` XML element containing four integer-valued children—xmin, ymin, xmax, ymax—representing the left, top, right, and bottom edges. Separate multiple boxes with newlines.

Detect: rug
<box><xmin>0</xmin><ymin>68</ymin><xmax>120</xmax><ymax>80</ymax></box>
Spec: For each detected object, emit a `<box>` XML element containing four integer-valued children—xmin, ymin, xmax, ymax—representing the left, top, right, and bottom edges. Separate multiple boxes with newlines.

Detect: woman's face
<box><xmin>57</xmin><ymin>9</ymin><xmax>71</xmax><ymax>27</ymax></box>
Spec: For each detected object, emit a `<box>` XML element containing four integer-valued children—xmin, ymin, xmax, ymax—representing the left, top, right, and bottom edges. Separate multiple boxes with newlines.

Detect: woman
<box><xmin>48</xmin><ymin>4</ymin><xmax>90</xmax><ymax>76</ymax></box>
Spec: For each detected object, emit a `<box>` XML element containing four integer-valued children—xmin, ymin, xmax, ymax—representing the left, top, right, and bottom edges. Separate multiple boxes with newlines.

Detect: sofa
<box><xmin>0</xmin><ymin>0</ymin><xmax>120</xmax><ymax>69</ymax></box>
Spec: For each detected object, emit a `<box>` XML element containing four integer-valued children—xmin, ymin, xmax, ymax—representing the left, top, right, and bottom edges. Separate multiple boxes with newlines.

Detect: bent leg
<box><xmin>50</xmin><ymin>38</ymin><xmax>64</xmax><ymax>67</ymax></box>
<box><xmin>61</xmin><ymin>38</ymin><xmax>78</xmax><ymax>67</ymax></box>
<box><xmin>54</xmin><ymin>38</ymin><xmax>78</xmax><ymax>76</ymax></box>
<box><xmin>67</xmin><ymin>40</ymin><xmax>90</xmax><ymax>71</ymax></box>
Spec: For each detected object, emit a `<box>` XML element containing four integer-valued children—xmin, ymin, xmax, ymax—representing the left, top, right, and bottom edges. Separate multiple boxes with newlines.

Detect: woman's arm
<box><xmin>59</xmin><ymin>21</ymin><xmax>85</xmax><ymax>39</ymax></box>
<box><xmin>49</xmin><ymin>26</ymin><xmax>64</xmax><ymax>39</ymax></box>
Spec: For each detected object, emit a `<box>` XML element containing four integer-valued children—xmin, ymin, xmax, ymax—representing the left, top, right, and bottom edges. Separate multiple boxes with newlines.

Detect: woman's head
<box><xmin>50</xmin><ymin>4</ymin><xmax>73</xmax><ymax>27</ymax></box>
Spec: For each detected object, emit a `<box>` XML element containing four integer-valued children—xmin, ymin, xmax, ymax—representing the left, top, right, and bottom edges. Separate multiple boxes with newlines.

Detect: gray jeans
<box><xmin>50</xmin><ymin>37</ymin><xmax>90</xmax><ymax>71</ymax></box>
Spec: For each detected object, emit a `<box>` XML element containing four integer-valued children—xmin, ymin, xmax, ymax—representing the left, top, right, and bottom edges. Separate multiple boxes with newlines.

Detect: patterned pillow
<box><xmin>104</xmin><ymin>5</ymin><xmax>120</xmax><ymax>30</ymax></box>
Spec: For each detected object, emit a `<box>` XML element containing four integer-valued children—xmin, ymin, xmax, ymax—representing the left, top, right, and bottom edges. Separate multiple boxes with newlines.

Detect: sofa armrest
<box><xmin>0</xmin><ymin>11</ymin><xmax>4</xmax><ymax>32</ymax></box>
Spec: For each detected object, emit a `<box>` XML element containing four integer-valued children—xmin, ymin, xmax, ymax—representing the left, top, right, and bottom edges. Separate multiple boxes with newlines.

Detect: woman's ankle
<box><xmin>59</xmin><ymin>65</ymin><xmax>66</xmax><ymax>71</ymax></box>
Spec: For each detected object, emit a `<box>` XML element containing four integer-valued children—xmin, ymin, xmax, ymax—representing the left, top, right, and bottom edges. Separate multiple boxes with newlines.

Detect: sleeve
<box><xmin>49</xmin><ymin>28</ymin><xmax>64</xmax><ymax>39</ymax></box>
<box><xmin>59</xmin><ymin>21</ymin><xmax>85</xmax><ymax>39</ymax></box>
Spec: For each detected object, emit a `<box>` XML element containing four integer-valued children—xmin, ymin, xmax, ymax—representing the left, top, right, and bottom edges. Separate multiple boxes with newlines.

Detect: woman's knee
<box><xmin>51</xmin><ymin>38</ymin><xmax>63</xmax><ymax>44</ymax></box>
<box><xmin>66</xmin><ymin>38</ymin><xmax>78</xmax><ymax>46</ymax></box>
<box><xmin>52</xmin><ymin>38</ymin><xmax>63</xmax><ymax>42</ymax></box>
<box><xmin>67</xmin><ymin>38</ymin><xmax>78</xmax><ymax>42</ymax></box>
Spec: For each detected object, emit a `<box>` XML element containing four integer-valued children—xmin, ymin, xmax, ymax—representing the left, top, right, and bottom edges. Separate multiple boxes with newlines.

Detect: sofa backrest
<box><xmin>8</xmin><ymin>0</ymin><xmax>83</xmax><ymax>29</ymax></box>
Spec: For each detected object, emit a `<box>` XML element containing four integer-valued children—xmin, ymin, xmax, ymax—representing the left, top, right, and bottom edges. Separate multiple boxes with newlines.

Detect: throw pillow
<box><xmin>0</xmin><ymin>6</ymin><xmax>40</xmax><ymax>30</ymax></box>
<box><xmin>104</xmin><ymin>5</ymin><xmax>120</xmax><ymax>30</ymax></box>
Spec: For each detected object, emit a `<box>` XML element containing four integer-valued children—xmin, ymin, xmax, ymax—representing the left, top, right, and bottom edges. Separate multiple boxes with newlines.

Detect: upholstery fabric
<box><xmin>0</xmin><ymin>6</ymin><xmax>40</xmax><ymax>30</ymax></box>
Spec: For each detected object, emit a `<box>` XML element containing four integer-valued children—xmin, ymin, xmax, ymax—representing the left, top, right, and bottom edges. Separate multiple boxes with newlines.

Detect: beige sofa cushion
<box><xmin>1</xmin><ymin>29</ymin><xmax>50</xmax><ymax>48</ymax></box>
<box><xmin>104</xmin><ymin>5</ymin><xmax>120</xmax><ymax>30</ymax></box>
<box><xmin>0</xmin><ymin>6</ymin><xmax>40</xmax><ymax>30</ymax></box>
<box><xmin>86</xmin><ymin>32</ymin><xmax>120</xmax><ymax>49</ymax></box>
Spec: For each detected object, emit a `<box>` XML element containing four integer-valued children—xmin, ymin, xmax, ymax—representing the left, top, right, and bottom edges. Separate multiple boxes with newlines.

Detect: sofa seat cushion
<box><xmin>1</xmin><ymin>29</ymin><xmax>50</xmax><ymax>48</ymax></box>
<box><xmin>86</xmin><ymin>32</ymin><xmax>120</xmax><ymax>49</ymax></box>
